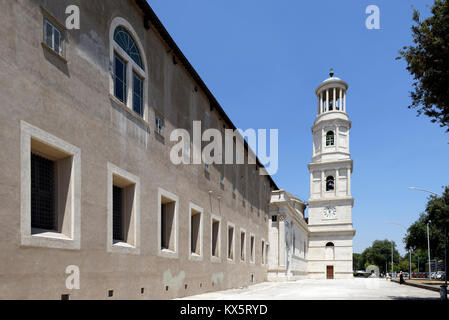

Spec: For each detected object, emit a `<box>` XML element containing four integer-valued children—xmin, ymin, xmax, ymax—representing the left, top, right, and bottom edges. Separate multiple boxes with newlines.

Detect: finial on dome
<box><xmin>329</xmin><ymin>68</ymin><xmax>334</xmax><ymax>78</ymax></box>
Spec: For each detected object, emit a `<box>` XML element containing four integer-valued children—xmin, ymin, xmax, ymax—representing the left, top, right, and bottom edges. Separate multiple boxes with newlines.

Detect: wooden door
<box><xmin>326</xmin><ymin>266</ymin><xmax>334</xmax><ymax>279</ymax></box>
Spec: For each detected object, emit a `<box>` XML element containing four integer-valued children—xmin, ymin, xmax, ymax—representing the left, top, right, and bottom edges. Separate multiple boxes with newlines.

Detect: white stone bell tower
<box><xmin>307</xmin><ymin>69</ymin><xmax>356</xmax><ymax>279</ymax></box>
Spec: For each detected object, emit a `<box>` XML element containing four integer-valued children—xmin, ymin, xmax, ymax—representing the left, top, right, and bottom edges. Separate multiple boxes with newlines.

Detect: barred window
<box><xmin>113</xmin><ymin>186</ymin><xmax>123</xmax><ymax>241</ymax></box>
<box><xmin>31</xmin><ymin>154</ymin><xmax>56</xmax><ymax>231</ymax></box>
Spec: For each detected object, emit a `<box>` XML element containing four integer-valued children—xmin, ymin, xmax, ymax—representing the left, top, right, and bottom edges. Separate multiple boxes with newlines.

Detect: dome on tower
<box><xmin>315</xmin><ymin>69</ymin><xmax>348</xmax><ymax>115</ymax></box>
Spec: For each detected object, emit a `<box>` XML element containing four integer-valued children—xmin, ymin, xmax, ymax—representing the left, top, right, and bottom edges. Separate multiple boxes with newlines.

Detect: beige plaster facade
<box><xmin>0</xmin><ymin>0</ymin><xmax>275</xmax><ymax>299</ymax></box>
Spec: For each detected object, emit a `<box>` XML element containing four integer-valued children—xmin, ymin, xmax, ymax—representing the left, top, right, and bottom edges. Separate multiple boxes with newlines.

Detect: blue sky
<box><xmin>148</xmin><ymin>0</ymin><xmax>449</xmax><ymax>255</ymax></box>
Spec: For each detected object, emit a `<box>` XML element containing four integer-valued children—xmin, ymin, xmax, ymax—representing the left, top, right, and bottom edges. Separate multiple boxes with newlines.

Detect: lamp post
<box><xmin>386</xmin><ymin>222</ymin><xmax>412</xmax><ymax>279</ymax></box>
<box><xmin>409</xmin><ymin>187</ymin><xmax>447</xmax><ymax>300</ymax></box>
<box><xmin>427</xmin><ymin>220</ymin><xmax>432</xmax><ymax>280</ymax></box>
<box><xmin>391</xmin><ymin>241</ymin><xmax>394</xmax><ymax>277</ymax></box>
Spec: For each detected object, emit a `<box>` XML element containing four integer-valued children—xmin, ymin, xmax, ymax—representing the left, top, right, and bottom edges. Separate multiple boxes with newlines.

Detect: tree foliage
<box><xmin>404</xmin><ymin>186</ymin><xmax>449</xmax><ymax>259</ymax></box>
<box><xmin>359</xmin><ymin>240</ymin><xmax>401</xmax><ymax>273</ymax></box>
<box><xmin>398</xmin><ymin>0</ymin><xmax>449</xmax><ymax>132</ymax></box>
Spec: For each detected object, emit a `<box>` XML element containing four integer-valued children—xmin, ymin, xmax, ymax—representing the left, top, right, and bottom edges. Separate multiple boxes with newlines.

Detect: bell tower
<box><xmin>307</xmin><ymin>70</ymin><xmax>356</xmax><ymax>279</ymax></box>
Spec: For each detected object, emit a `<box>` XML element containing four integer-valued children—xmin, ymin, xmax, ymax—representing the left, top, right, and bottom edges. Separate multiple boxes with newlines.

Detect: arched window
<box><xmin>326</xmin><ymin>176</ymin><xmax>335</xmax><ymax>192</ymax></box>
<box><xmin>325</xmin><ymin>242</ymin><xmax>335</xmax><ymax>260</ymax></box>
<box><xmin>110</xmin><ymin>18</ymin><xmax>147</xmax><ymax>119</ymax></box>
<box><xmin>114</xmin><ymin>26</ymin><xmax>143</xmax><ymax>69</ymax></box>
<box><xmin>326</xmin><ymin>131</ymin><xmax>335</xmax><ymax>146</ymax></box>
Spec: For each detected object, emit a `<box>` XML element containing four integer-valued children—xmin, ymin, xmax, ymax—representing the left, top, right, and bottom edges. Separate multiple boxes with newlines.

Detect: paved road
<box><xmin>179</xmin><ymin>279</ymin><xmax>440</xmax><ymax>300</ymax></box>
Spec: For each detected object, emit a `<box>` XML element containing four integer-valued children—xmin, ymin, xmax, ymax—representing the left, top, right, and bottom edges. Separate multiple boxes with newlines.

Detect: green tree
<box><xmin>353</xmin><ymin>253</ymin><xmax>363</xmax><ymax>271</ymax></box>
<box><xmin>361</xmin><ymin>240</ymin><xmax>400</xmax><ymax>273</ymax></box>
<box><xmin>398</xmin><ymin>0</ymin><xmax>449</xmax><ymax>132</ymax></box>
<box><xmin>404</xmin><ymin>187</ymin><xmax>449</xmax><ymax>260</ymax></box>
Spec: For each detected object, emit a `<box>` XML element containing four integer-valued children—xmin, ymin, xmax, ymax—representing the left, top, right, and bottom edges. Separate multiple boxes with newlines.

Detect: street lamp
<box><xmin>427</xmin><ymin>220</ymin><xmax>432</xmax><ymax>280</ymax></box>
<box><xmin>386</xmin><ymin>222</ymin><xmax>412</xmax><ymax>279</ymax></box>
<box><xmin>409</xmin><ymin>187</ymin><xmax>447</xmax><ymax>300</ymax></box>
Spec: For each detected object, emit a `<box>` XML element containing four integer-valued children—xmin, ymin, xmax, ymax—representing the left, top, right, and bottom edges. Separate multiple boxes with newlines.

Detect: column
<box><xmin>317</xmin><ymin>96</ymin><xmax>320</xmax><ymax>115</ymax></box>
<box><xmin>310</xmin><ymin>172</ymin><xmax>313</xmax><ymax>197</ymax></box>
<box><xmin>320</xmin><ymin>92</ymin><xmax>323</xmax><ymax>114</ymax></box>
<box><xmin>333</xmin><ymin>88</ymin><xmax>336</xmax><ymax>111</ymax></box>
<box><xmin>326</xmin><ymin>89</ymin><xmax>329</xmax><ymax>112</ymax></box>
<box><xmin>279</xmin><ymin>215</ymin><xmax>286</xmax><ymax>269</ymax></box>
<box><xmin>335</xmin><ymin>168</ymin><xmax>339</xmax><ymax>197</ymax></box>
<box><xmin>339</xmin><ymin>88</ymin><xmax>343</xmax><ymax>110</ymax></box>
<box><xmin>343</xmin><ymin>91</ymin><xmax>347</xmax><ymax>112</ymax></box>
<box><xmin>347</xmin><ymin>168</ymin><xmax>351</xmax><ymax>196</ymax></box>
<box><xmin>321</xmin><ymin>171</ymin><xmax>325</xmax><ymax>198</ymax></box>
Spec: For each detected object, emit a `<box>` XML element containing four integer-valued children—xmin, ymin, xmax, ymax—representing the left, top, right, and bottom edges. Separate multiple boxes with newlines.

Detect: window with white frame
<box><xmin>107</xmin><ymin>163</ymin><xmax>140</xmax><ymax>255</ymax></box>
<box><xmin>189</xmin><ymin>203</ymin><xmax>203</xmax><ymax>259</ymax></box>
<box><xmin>261</xmin><ymin>240</ymin><xmax>266</xmax><ymax>265</ymax></box>
<box><xmin>44</xmin><ymin>19</ymin><xmax>63</xmax><ymax>57</ymax></box>
<box><xmin>211</xmin><ymin>216</ymin><xmax>221</xmax><ymax>260</ymax></box>
<box><xmin>158</xmin><ymin>188</ymin><xmax>179</xmax><ymax>258</ymax></box>
<box><xmin>227</xmin><ymin>223</ymin><xmax>235</xmax><ymax>262</ymax></box>
<box><xmin>250</xmin><ymin>234</ymin><xmax>255</xmax><ymax>263</ymax></box>
<box><xmin>110</xmin><ymin>20</ymin><xmax>147</xmax><ymax>119</ymax></box>
<box><xmin>20</xmin><ymin>121</ymin><xmax>81</xmax><ymax>250</ymax></box>
<box><xmin>240</xmin><ymin>229</ymin><xmax>246</xmax><ymax>262</ymax></box>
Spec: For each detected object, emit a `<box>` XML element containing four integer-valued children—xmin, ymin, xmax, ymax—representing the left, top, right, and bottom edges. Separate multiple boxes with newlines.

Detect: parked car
<box><xmin>412</xmin><ymin>272</ymin><xmax>417</xmax><ymax>278</ymax></box>
<box><xmin>403</xmin><ymin>272</ymin><xmax>409</xmax><ymax>278</ymax></box>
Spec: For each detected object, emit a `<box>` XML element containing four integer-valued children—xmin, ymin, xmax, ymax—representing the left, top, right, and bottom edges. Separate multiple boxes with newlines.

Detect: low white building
<box><xmin>268</xmin><ymin>71</ymin><xmax>356</xmax><ymax>280</ymax></box>
<box><xmin>268</xmin><ymin>190</ymin><xmax>308</xmax><ymax>281</ymax></box>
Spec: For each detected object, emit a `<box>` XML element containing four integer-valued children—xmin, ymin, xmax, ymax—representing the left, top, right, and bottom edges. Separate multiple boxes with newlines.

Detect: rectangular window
<box><xmin>227</xmin><ymin>224</ymin><xmax>235</xmax><ymax>261</ymax></box>
<box><xmin>240</xmin><ymin>230</ymin><xmax>246</xmax><ymax>262</ymax></box>
<box><xmin>161</xmin><ymin>199</ymin><xmax>176</xmax><ymax>251</ymax></box>
<box><xmin>190</xmin><ymin>205</ymin><xmax>202</xmax><ymax>257</ymax></box>
<box><xmin>31</xmin><ymin>154</ymin><xmax>56</xmax><ymax>231</ymax></box>
<box><xmin>250</xmin><ymin>235</ymin><xmax>255</xmax><ymax>263</ymax></box>
<box><xmin>21</xmin><ymin>121</ymin><xmax>81</xmax><ymax>250</ymax></box>
<box><xmin>158</xmin><ymin>188</ymin><xmax>179</xmax><ymax>258</ymax></box>
<box><xmin>272</xmin><ymin>215</ymin><xmax>277</xmax><ymax>222</ymax></box>
<box><xmin>205</xmin><ymin>112</ymin><xmax>210</xmax><ymax>128</ymax></box>
<box><xmin>212</xmin><ymin>219</ymin><xmax>220</xmax><ymax>258</ymax></box>
<box><xmin>262</xmin><ymin>240</ymin><xmax>266</xmax><ymax>265</ymax></box>
<box><xmin>112</xmin><ymin>186</ymin><xmax>123</xmax><ymax>241</ymax></box>
<box><xmin>44</xmin><ymin>19</ymin><xmax>62</xmax><ymax>56</ymax></box>
<box><xmin>114</xmin><ymin>52</ymin><xmax>127</xmax><ymax>104</ymax></box>
<box><xmin>155</xmin><ymin>114</ymin><xmax>164</xmax><ymax>136</ymax></box>
<box><xmin>107</xmin><ymin>163</ymin><xmax>140</xmax><ymax>254</ymax></box>
<box><xmin>132</xmin><ymin>72</ymin><xmax>143</xmax><ymax>116</ymax></box>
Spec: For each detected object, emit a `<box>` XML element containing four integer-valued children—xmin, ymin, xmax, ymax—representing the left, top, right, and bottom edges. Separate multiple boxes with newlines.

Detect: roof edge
<box><xmin>134</xmin><ymin>0</ymin><xmax>279</xmax><ymax>190</ymax></box>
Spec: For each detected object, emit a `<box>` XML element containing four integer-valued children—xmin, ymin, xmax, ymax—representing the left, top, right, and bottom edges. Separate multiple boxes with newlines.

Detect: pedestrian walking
<box><xmin>399</xmin><ymin>271</ymin><xmax>405</xmax><ymax>284</ymax></box>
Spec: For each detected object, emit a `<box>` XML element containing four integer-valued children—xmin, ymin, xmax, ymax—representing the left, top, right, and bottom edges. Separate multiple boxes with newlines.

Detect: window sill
<box><xmin>211</xmin><ymin>256</ymin><xmax>221</xmax><ymax>263</ymax></box>
<box><xmin>227</xmin><ymin>258</ymin><xmax>235</xmax><ymax>264</ymax></box>
<box><xmin>32</xmin><ymin>229</ymin><xmax>72</xmax><ymax>240</ymax></box>
<box><xmin>113</xmin><ymin>240</ymin><xmax>135</xmax><ymax>248</ymax></box>
<box><xmin>21</xmin><ymin>229</ymin><xmax>80</xmax><ymax>250</ymax></box>
<box><xmin>154</xmin><ymin>130</ymin><xmax>164</xmax><ymax>139</ymax></box>
<box><xmin>109</xmin><ymin>241</ymin><xmax>140</xmax><ymax>255</ymax></box>
<box><xmin>108</xmin><ymin>94</ymin><xmax>150</xmax><ymax>129</ymax></box>
<box><xmin>41</xmin><ymin>42</ymin><xmax>67</xmax><ymax>64</ymax></box>
<box><xmin>159</xmin><ymin>248</ymin><xmax>178</xmax><ymax>259</ymax></box>
<box><xmin>189</xmin><ymin>253</ymin><xmax>203</xmax><ymax>261</ymax></box>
